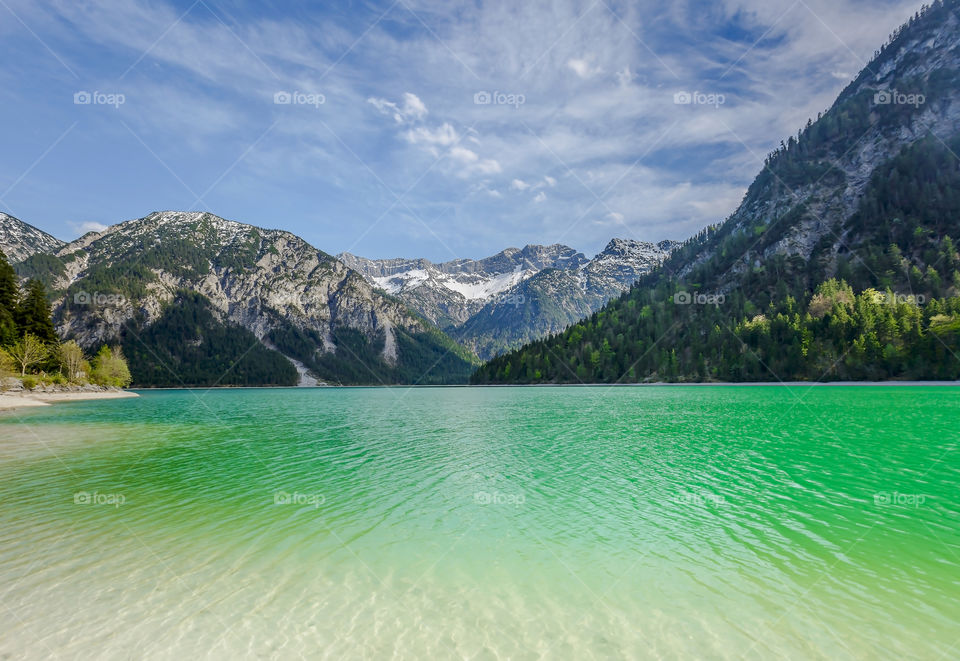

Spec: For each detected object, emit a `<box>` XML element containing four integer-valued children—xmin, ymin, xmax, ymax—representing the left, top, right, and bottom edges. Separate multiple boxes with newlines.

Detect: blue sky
<box><xmin>0</xmin><ymin>0</ymin><xmax>924</xmax><ymax>261</ymax></box>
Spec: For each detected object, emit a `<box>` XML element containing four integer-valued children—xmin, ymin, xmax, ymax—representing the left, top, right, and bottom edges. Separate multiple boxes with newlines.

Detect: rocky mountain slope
<box><xmin>0</xmin><ymin>212</ymin><xmax>64</xmax><ymax>263</ymax></box>
<box><xmin>671</xmin><ymin>0</ymin><xmax>960</xmax><ymax>285</ymax></box>
<box><xmin>452</xmin><ymin>239</ymin><xmax>676</xmax><ymax>359</ymax></box>
<box><xmin>475</xmin><ymin>0</ymin><xmax>960</xmax><ymax>384</ymax></box>
<box><xmin>339</xmin><ymin>244</ymin><xmax>588</xmax><ymax>329</ymax></box>
<box><xmin>344</xmin><ymin>238</ymin><xmax>675</xmax><ymax>360</ymax></box>
<box><xmin>15</xmin><ymin>211</ymin><xmax>475</xmax><ymax>386</ymax></box>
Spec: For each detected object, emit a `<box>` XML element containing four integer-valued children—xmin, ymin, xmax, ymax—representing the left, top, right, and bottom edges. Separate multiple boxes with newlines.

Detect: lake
<box><xmin>0</xmin><ymin>386</ymin><xmax>957</xmax><ymax>659</ymax></box>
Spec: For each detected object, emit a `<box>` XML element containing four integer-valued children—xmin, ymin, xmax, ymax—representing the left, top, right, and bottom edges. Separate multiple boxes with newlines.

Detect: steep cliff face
<box><xmin>32</xmin><ymin>211</ymin><xmax>474</xmax><ymax>385</ymax></box>
<box><xmin>0</xmin><ymin>213</ymin><xmax>64</xmax><ymax>263</ymax></box>
<box><xmin>674</xmin><ymin>0</ymin><xmax>960</xmax><ymax>286</ymax></box>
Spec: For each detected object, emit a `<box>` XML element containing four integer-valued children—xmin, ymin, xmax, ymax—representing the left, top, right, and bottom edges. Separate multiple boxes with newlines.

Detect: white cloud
<box><xmin>449</xmin><ymin>146</ymin><xmax>477</xmax><ymax>163</ymax></box>
<box><xmin>449</xmin><ymin>146</ymin><xmax>501</xmax><ymax>177</ymax></box>
<box><xmin>69</xmin><ymin>221</ymin><xmax>108</xmax><ymax>236</ymax></box>
<box><xmin>543</xmin><ymin>175</ymin><xmax>556</xmax><ymax>187</ymax></box>
<box><xmin>510</xmin><ymin>178</ymin><xmax>530</xmax><ymax>190</ymax></box>
<box><xmin>534</xmin><ymin>191</ymin><xmax>547</xmax><ymax>203</ymax></box>
<box><xmin>567</xmin><ymin>57</ymin><xmax>601</xmax><ymax>79</ymax></box>
<box><xmin>400</xmin><ymin>92</ymin><xmax>428</xmax><ymax>121</ymax></box>
<box><xmin>368</xmin><ymin>92</ymin><xmax>428</xmax><ymax>124</ymax></box>
<box><xmin>404</xmin><ymin>122</ymin><xmax>458</xmax><ymax>147</ymax></box>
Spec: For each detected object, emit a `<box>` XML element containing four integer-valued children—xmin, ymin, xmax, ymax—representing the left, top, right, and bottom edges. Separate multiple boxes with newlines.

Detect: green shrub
<box><xmin>21</xmin><ymin>376</ymin><xmax>37</xmax><ymax>390</ymax></box>
<box><xmin>90</xmin><ymin>346</ymin><xmax>132</xmax><ymax>388</ymax></box>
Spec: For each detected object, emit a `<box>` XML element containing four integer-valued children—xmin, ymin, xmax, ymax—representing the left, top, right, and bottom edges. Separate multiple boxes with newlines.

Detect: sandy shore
<box><xmin>0</xmin><ymin>390</ymin><xmax>139</xmax><ymax>411</ymax></box>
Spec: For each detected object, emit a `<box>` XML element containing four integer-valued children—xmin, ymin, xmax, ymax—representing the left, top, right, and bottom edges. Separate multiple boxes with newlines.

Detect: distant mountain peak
<box><xmin>598</xmin><ymin>238</ymin><xmax>678</xmax><ymax>257</ymax></box>
<box><xmin>343</xmin><ymin>237</ymin><xmax>679</xmax><ymax>358</ymax></box>
<box><xmin>0</xmin><ymin>212</ymin><xmax>65</xmax><ymax>263</ymax></box>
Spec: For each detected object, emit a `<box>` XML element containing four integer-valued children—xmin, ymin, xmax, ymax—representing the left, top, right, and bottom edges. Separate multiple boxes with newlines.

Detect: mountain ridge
<box><xmin>343</xmin><ymin>238</ymin><xmax>677</xmax><ymax>359</ymax></box>
<box><xmin>338</xmin><ymin>243</ymin><xmax>590</xmax><ymax>330</ymax></box>
<box><xmin>473</xmin><ymin>0</ymin><xmax>960</xmax><ymax>384</ymax></box>
<box><xmin>12</xmin><ymin>210</ymin><xmax>477</xmax><ymax>386</ymax></box>
<box><xmin>0</xmin><ymin>212</ymin><xmax>65</xmax><ymax>263</ymax></box>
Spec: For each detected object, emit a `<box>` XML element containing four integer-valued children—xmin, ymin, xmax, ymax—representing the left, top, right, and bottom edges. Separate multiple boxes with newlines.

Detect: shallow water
<box><xmin>0</xmin><ymin>386</ymin><xmax>957</xmax><ymax>659</ymax></box>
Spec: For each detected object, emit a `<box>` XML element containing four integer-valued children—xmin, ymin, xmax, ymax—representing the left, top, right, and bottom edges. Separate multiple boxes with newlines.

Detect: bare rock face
<box><xmin>0</xmin><ymin>213</ymin><xmax>64</xmax><ymax>263</ymax></box>
<box><xmin>46</xmin><ymin>211</ymin><xmax>440</xmax><ymax>373</ymax></box>
<box><xmin>678</xmin><ymin>5</ymin><xmax>960</xmax><ymax>288</ymax></box>
<box><xmin>451</xmin><ymin>239</ymin><xmax>677</xmax><ymax>360</ymax></box>
<box><xmin>339</xmin><ymin>244</ymin><xmax>589</xmax><ymax>329</ymax></box>
<box><xmin>344</xmin><ymin>238</ymin><xmax>677</xmax><ymax>360</ymax></box>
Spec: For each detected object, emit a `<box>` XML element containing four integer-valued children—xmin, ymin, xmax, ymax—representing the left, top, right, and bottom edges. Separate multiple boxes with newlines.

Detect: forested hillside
<box><xmin>473</xmin><ymin>1</ymin><xmax>960</xmax><ymax>384</ymax></box>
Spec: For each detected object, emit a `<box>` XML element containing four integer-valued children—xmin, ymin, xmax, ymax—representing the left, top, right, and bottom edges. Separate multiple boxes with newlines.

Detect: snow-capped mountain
<box><xmin>345</xmin><ymin>238</ymin><xmax>676</xmax><ymax>360</ymax></box>
<box><xmin>339</xmin><ymin>245</ymin><xmax>588</xmax><ymax>329</ymax></box>
<box><xmin>585</xmin><ymin>238</ymin><xmax>677</xmax><ymax>280</ymax></box>
<box><xmin>0</xmin><ymin>212</ymin><xmax>65</xmax><ymax>263</ymax></box>
<box><xmin>452</xmin><ymin>239</ymin><xmax>677</xmax><ymax>359</ymax></box>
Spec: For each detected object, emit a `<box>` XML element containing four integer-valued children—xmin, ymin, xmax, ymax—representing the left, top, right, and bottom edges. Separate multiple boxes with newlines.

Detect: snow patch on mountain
<box><xmin>339</xmin><ymin>245</ymin><xmax>587</xmax><ymax>328</ymax></box>
<box><xmin>0</xmin><ymin>212</ymin><xmax>65</xmax><ymax>263</ymax></box>
<box><xmin>345</xmin><ymin>238</ymin><xmax>677</xmax><ymax>359</ymax></box>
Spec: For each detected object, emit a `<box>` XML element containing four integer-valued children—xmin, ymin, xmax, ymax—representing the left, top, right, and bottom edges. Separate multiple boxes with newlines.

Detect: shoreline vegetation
<box><xmin>2</xmin><ymin>249</ymin><xmax>133</xmax><ymax>394</ymax></box>
<box><xmin>86</xmin><ymin>380</ymin><xmax>960</xmax><ymax>390</ymax></box>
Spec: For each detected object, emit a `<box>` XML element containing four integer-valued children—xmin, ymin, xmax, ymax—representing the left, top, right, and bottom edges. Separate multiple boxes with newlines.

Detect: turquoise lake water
<box><xmin>0</xmin><ymin>386</ymin><xmax>958</xmax><ymax>659</ymax></box>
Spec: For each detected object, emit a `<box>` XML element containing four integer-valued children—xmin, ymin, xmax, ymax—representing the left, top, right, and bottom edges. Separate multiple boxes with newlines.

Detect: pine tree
<box><xmin>0</xmin><ymin>251</ymin><xmax>17</xmax><ymax>346</ymax></box>
<box><xmin>15</xmin><ymin>279</ymin><xmax>57</xmax><ymax>345</ymax></box>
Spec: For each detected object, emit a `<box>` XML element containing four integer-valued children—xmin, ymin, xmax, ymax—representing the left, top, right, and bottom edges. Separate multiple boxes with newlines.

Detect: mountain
<box><xmin>16</xmin><ymin>211</ymin><xmax>476</xmax><ymax>386</ymax></box>
<box><xmin>343</xmin><ymin>238</ymin><xmax>675</xmax><ymax>360</ymax></box>
<box><xmin>0</xmin><ymin>212</ymin><xmax>64</xmax><ymax>263</ymax></box>
<box><xmin>452</xmin><ymin>239</ymin><xmax>677</xmax><ymax>359</ymax></box>
<box><xmin>338</xmin><ymin>244</ymin><xmax>588</xmax><ymax>329</ymax></box>
<box><xmin>474</xmin><ymin>0</ymin><xmax>960</xmax><ymax>384</ymax></box>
